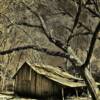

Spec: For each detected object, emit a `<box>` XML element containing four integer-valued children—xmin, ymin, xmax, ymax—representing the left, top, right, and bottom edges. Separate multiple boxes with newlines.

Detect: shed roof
<box><xmin>12</xmin><ymin>62</ymin><xmax>100</xmax><ymax>88</ymax></box>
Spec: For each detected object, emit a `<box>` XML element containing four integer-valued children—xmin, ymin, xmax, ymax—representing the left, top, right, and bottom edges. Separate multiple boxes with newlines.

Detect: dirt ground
<box><xmin>0</xmin><ymin>94</ymin><xmax>91</xmax><ymax>100</ymax></box>
<box><xmin>0</xmin><ymin>94</ymin><xmax>37</xmax><ymax>100</ymax></box>
<box><xmin>0</xmin><ymin>92</ymin><xmax>92</xmax><ymax>100</ymax></box>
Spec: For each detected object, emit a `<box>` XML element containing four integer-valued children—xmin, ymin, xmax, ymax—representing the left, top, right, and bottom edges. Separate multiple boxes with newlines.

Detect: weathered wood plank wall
<box><xmin>14</xmin><ymin>64</ymin><xmax>62</xmax><ymax>99</ymax></box>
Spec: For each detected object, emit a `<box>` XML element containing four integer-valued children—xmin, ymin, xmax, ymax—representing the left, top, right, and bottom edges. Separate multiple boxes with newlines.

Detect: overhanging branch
<box><xmin>0</xmin><ymin>45</ymin><xmax>68</xmax><ymax>58</ymax></box>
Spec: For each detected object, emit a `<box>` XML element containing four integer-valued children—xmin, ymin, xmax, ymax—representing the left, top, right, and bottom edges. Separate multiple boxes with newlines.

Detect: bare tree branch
<box><xmin>72</xmin><ymin>0</ymin><xmax>82</xmax><ymax>32</ymax></box>
<box><xmin>0</xmin><ymin>45</ymin><xmax>68</xmax><ymax>58</ymax></box>
<box><xmin>61</xmin><ymin>9</ymin><xmax>92</xmax><ymax>32</ymax></box>
<box><xmin>20</xmin><ymin>2</ymin><xmax>67</xmax><ymax>52</ymax></box>
<box><xmin>82</xmin><ymin>21</ymin><xmax>100</xmax><ymax>69</ymax></box>
<box><xmin>86</xmin><ymin>6</ymin><xmax>100</xmax><ymax>18</ymax></box>
<box><xmin>67</xmin><ymin>32</ymin><xmax>91</xmax><ymax>44</ymax></box>
<box><xmin>85</xmin><ymin>0</ymin><xmax>93</xmax><ymax>5</ymax></box>
<box><xmin>92</xmin><ymin>0</ymin><xmax>99</xmax><ymax>13</ymax></box>
<box><xmin>37</xmin><ymin>13</ymin><xmax>68</xmax><ymax>52</ymax></box>
<box><xmin>16</xmin><ymin>22</ymin><xmax>42</xmax><ymax>28</ymax></box>
<box><xmin>79</xmin><ymin>21</ymin><xmax>100</xmax><ymax>100</ymax></box>
<box><xmin>22</xmin><ymin>2</ymin><xmax>68</xmax><ymax>52</ymax></box>
<box><xmin>67</xmin><ymin>31</ymin><xmax>100</xmax><ymax>45</ymax></box>
<box><xmin>73</xmin><ymin>0</ymin><xmax>100</xmax><ymax>18</ymax></box>
<box><xmin>72</xmin><ymin>0</ymin><xmax>100</xmax><ymax>18</ymax></box>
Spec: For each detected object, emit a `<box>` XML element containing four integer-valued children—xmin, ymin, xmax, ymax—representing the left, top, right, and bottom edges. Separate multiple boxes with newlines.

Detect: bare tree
<box><xmin>0</xmin><ymin>0</ymin><xmax>100</xmax><ymax>99</ymax></box>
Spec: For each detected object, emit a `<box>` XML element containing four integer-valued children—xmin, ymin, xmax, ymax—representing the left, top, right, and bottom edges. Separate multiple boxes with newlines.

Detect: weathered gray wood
<box><xmin>67</xmin><ymin>47</ymin><xmax>99</xmax><ymax>100</ymax></box>
<box><xmin>14</xmin><ymin>63</ymin><xmax>62</xmax><ymax>98</ymax></box>
<box><xmin>62</xmin><ymin>88</ymin><xmax>64</xmax><ymax>100</ymax></box>
<box><xmin>81</xmin><ymin>68</ymin><xmax>99</xmax><ymax>100</ymax></box>
<box><xmin>36</xmin><ymin>9</ymin><xmax>100</xmax><ymax>100</ymax></box>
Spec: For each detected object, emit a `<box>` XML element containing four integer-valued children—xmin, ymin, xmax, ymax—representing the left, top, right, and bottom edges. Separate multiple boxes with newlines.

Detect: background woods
<box><xmin>0</xmin><ymin>0</ymin><xmax>100</xmax><ymax>99</ymax></box>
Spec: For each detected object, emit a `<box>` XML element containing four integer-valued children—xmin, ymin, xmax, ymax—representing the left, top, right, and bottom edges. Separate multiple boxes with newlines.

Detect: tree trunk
<box><xmin>81</xmin><ymin>67</ymin><xmax>99</xmax><ymax>100</ymax></box>
<box><xmin>67</xmin><ymin>47</ymin><xmax>99</xmax><ymax>100</ymax></box>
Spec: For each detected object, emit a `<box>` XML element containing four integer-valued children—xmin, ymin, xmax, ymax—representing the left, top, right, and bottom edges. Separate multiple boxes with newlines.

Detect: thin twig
<box><xmin>86</xmin><ymin>6</ymin><xmax>100</xmax><ymax>18</ymax></box>
<box><xmin>92</xmin><ymin>0</ymin><xmax>99</xmax><ymax>13</ymax></box>
<box><xmin>72</xmin><ymin>0</ymin><xmax>82</xmax><ymax>32</ymax></box>
<box><xmin>67</xmin><ymin>32</ymin><xmax>91</xmax><ymax>44</ymax></box>
<box><xmin>16</xmin><ymin>22</ymin><xmax>42</xmax><ymax>28</ymax></box>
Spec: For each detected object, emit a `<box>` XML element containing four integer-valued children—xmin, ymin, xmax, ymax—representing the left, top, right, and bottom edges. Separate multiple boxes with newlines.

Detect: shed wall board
<box><xmin>14</xmin><ymin>64</ymin><xmax>62</xmax><ymax>98</ymax></box>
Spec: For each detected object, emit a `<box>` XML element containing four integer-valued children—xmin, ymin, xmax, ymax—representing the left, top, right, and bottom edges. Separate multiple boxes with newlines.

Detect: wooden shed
<box><xmin>12</xmin><ymin>62</ymin><xmax>87</xmax><ymax>99</ymax></box>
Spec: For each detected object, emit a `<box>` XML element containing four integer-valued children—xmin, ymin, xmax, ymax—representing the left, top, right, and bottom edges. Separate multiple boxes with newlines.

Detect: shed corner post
<box><xmin>62</xmin><ymin>87</ymin><xmax>65</xmax><ymax>100</ymax></box>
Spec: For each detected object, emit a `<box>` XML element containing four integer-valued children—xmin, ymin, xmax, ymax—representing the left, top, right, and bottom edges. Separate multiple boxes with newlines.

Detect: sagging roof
<box><xmin>12</xmin><ymin>62</ymin><xmax>100</xmax><ymax>88</ymax></box>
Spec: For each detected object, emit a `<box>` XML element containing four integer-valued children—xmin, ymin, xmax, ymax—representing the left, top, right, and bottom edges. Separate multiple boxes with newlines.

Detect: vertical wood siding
<box><xmin>14</xmin><ymin>64</ymin><xmax>62</xmax><ymax>98</ymax></box>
